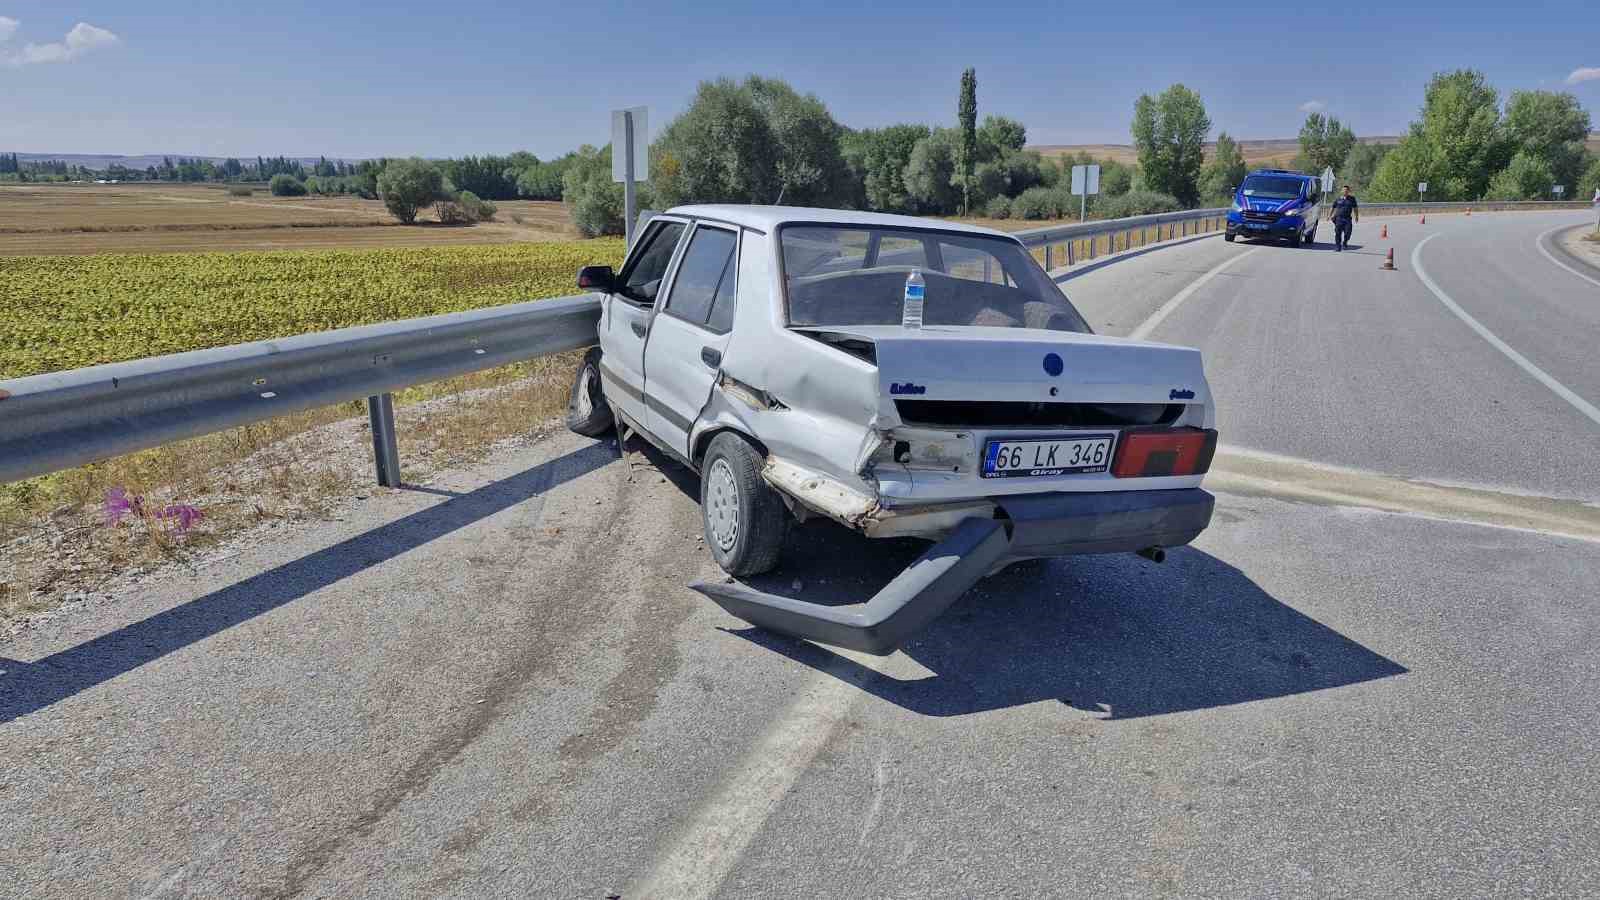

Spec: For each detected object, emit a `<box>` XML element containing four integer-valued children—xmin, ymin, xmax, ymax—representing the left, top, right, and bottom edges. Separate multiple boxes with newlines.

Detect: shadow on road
<box><xmin>723</xmin><ymin>517</ymin><xmax>1407</xmax><ymax>719</ymax></box>
<box><xmin>0</xmin><ymin>441</ymin><xmax>617</xmax><ymax>725</ymax></box>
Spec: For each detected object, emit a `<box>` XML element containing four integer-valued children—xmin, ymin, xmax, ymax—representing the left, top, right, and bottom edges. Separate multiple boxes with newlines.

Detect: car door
<box><xmin>641</xmin><ymin>222</ymin><xmax>740</xmax><ymax>457</ymax></box>
<box><xmin>599</xmin><ymin>217</ymin><xmax>687</xmax><ymax>428</ymax></box>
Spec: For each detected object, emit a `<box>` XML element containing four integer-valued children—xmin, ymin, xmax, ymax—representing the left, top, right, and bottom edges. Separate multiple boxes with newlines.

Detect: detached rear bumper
<box><xmin>1000</xmin><ymin>488</ymin><xmax>1214</xmax><ymax>559</ymax></box>
<box><xmin>694</xmin><ymin>489</ymin><xmax>1213</xmax><ymax>655</ymax></box>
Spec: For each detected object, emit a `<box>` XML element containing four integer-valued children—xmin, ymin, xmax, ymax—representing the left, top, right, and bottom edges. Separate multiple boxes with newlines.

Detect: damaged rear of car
<box><xmin>568</xmin><ymin>206</ymin><xmax>1217</xmax><ymax>654</ymax></box>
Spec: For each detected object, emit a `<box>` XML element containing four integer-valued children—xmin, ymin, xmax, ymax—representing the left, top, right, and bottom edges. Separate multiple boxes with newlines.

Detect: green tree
<box><xmin>1503</xmin><ymin>90</ymin><xmax>1591</xmax><ymax>193</ymax></box>
<box><xmin>858</xmin><ymin>124</ymin><xmax>929</xmax><ymax>212</ymax></box>
<box><xmin>1578</xmin><ymin>155</ymin><xmax>1600</xmax><ymax>201</ymax></box>
<box><xmin>562</xmin><ymin>144</ymin><xmax>656</xmax><ymax>237</ymax></box>
<box><xmin>1297</xmin><ymin>113</ymin><xmax>1357</xmax><ymax>174</ymax></box>
<box><xmin>268</xmin><ymin>173</ymin><xmax>307</xmax><ymax>197</ymax></box>
<box><xmin>1419</xmin><ymin>69</ymin><xmax>1511</xmax><ymax>199</ymax></box>
<box><xmin>977</xmin><ymin>115</ymin><xmax>1027</xmax><ymax>158</ymax></box>
<box><xmin>1367</xmin><ymin>135</ymin><xmax>1436</xmax><ymax>201</ymax></box>
<box><xmin>747</xmin><ymin>76</ymin><xmax>850</xmax><ymax>205</ymax></box>
<box><xmin>1341</xmin><ymin>142</ymin><xmax>1391</xmax><ymax>194</ymax></box>
<box><xmin>1131</xmin><ymin>84</ymin><xmax>1211</xmax><ymax>207</ymax></box>
<box><xmin>1484</xmin><ymin>151</ymin><xmax>1556</xmax><ymax>200</ymax></box>
<box><xmin>1199</xmin><ymin>132</ymin><xmax>1248</xmax><ymax>203</ymax></box>
<box><xmin>1100</xmin><ymin>160</ymin><xmax>1133</xmax><ymax>197</ymax></box>
<box><xmin>376</xmin><ymin>158</ymin><xmax>445</xmax><ymax>224</ymax></box>
<box><xmin>957</xmin><ymin>68</ymin><xmax>978</xmax><ymax>215</ymax></box>
<box><xmin>902</xmin><ymin>128</ymin><xmax>960</xmax><ymax>213</ymax></box>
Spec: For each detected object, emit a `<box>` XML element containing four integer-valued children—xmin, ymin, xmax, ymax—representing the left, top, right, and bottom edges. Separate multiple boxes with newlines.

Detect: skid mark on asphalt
<box><xmin>629</xmin><ymin>648</ymin><xmax>895</xmax><ymax>899</ymax></box>
<box><xmin>1412</xmin><ymin>234</ymin><xmax>1600</xmax><ymax>429</ymax></box>
<box><xmin>1210</xmin><ymin>446</ymin><xmax>1600</xmax><ymax>544</ymax></box>
<box><xmin>1128</xmin><ymin>247</ymin><xmax>1261</xmax><ymax>340</ymax></box>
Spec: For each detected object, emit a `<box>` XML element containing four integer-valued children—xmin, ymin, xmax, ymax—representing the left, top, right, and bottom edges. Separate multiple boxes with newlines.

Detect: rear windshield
<box><xmin>779</xmin><ymin>225</ymin><xmax>1091</xmax><ymax>333</ymax></box>
<box><xmin>1240</xmin><ymin>175</ymin><xmax>1305</xmax><ymax>200</ymax></box>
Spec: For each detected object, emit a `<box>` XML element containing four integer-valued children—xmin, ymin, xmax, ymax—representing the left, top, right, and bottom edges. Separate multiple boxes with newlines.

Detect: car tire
<box><xmin>700</xmin><ymin>432</ymin><xmax>787</xmax><ymax>577</ymax></box>
<box><xmin>1224</xmin><ymin>232</ymin><xmax>1236</xmax><ymax>243</ymax></box>
<box><xmin>1288</xmin><ymin>230</ymin><xmax>1302</xmax><ymax>248</ymax></box>
<box><xmin>1306</xmin><ymin>225</ymin><xmax>1317</xmax><ymax>245</ymax></box>
<box><xmin>565</xmin><ymin>347</ymin><xmax>614</xmax><ymax>438</ymax></box>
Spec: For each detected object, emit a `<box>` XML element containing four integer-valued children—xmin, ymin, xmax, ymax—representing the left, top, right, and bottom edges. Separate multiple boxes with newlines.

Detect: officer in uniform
<box><xmin>1331</xmin><ymin>185</ymin><xmax>1359</xmax><ymax>252</ymax></box>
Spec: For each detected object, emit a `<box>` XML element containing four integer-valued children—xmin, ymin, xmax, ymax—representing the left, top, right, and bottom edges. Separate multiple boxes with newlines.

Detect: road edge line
<box><xmin>1535</xmin><ymin>224</ymin><xmax>1600</xmax><ymax>289</ymax></box>
<box><xmin>1411</xmin><ymin>234</ymin><xmax>1600</xmax><ymax>428</ymax></box>
<box><xmin>1128</xmin><ymin>246</ymin><xmax>1259</xmax><ymax>341</ymax></box>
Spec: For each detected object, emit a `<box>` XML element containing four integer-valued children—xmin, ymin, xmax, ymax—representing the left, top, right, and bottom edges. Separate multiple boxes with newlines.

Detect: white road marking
<box><xmin>631</xmin><ymin>648</ymin><xmax>893</xmax><ymax>899</ymax></box>
<box><xmin>1128</xmin><ymin>247</ymin><xmax>1260</xmax><ymax>340</ymax></box>
<box><xmin>1412</xmin><ymin>234</ymin><xmax>1600</xmax><ymax>429</ymax></box>
<box><xmin>1535</xmin><ymin>224</ymin><xmax>1600</xmax><ymax>289</ymax></box>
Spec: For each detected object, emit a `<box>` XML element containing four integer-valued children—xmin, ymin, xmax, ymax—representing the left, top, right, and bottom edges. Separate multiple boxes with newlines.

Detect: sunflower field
<box><xmin>0</xmin><ymin>239</ymin><xmax>626</xmax><ymax>380</ymax></box>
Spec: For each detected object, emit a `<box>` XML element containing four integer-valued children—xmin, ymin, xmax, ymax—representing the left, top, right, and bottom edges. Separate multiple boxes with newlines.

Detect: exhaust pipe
<box><xmin>1136</xmin><ymin>545</ymin><xmax>1166</xmax><ymax>563</ymax></box>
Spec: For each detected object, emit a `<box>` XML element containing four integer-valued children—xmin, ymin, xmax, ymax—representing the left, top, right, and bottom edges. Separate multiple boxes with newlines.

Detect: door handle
<box><xmin>631</xmin><ymin>321</ymin><xmax>647</xmax><ymax>338</ymax></box>
<box><xmin>701</xmin><ymin>346</ymin><xmax>722</xmax><ymax>369</ymax></box>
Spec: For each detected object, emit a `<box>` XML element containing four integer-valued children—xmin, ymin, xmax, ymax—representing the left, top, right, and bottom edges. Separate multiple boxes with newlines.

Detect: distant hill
<box><xmin>10</xmin><ymin>153</ymin><xmax>363</xmax><ymax>170</ymax></box>
<box><xmin>1031</xmin><ymin>133</ymin><xmax>1600</xmax><ymax>167</ymax></box>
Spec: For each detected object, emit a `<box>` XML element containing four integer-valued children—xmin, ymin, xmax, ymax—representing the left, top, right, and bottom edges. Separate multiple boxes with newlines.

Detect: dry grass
<box><xmin>1029</xmin><ymin>135</ymin><xmax>1409</xmax><ymax>168</ymax></box>
<box><xmin>0</xmin><ymin>182</ymin><xmax>578</xmax><ymax>255</ymax></box>
<box><xmin>0</xmin><ymin>352</ymin><xmax>582</xmax><ymax>631</ymax></box>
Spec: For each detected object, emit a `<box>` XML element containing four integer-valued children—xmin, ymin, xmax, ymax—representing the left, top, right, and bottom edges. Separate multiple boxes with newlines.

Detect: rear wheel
<box><xmin>565</xmin><ymin>347</ymin><xmax>614</xmax><ymax>437</ymax></box>
<box><xmin>701</xmin><ymin>433</ymin><xmax>787</xmax><ymax>577</ymax></box>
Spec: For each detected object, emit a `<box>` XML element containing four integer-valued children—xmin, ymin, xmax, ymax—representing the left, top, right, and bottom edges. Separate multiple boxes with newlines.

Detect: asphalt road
<box><xmin>3</xmin><ymin>211</ymin><xmax>1598</xmax><ymax>899</ymax></box>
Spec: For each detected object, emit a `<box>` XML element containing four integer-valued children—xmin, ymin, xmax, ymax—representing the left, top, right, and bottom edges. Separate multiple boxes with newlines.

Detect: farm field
<box><xmin>1</xmin><ymin>240</ymin><xmax>625</xmax><ymax>380</ymax></box>
<box><xmin>0</xmin><ymin>182</ymin><xmax>578</xmax><ymax>255</ymax></box>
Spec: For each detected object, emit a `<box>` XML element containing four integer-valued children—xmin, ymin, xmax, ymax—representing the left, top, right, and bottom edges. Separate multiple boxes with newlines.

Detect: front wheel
<box><xmin>701</xmin><ymin>433</ymin><xmax>787</xmax><ymax>577</ymax></box>
<box><xmin>1224</xmin><ymin>232</ymin><xmax>1236</xmax><ymax>243</ymax></box>
<box><xmin>565</xmin><ymin>347</ymin><xmax>614</xmax><ymax>438</ymax></box>
<box><xmin>1288</xmin><ymin>230</ymin><xmax>1302</xmax><ymax>248</ymax></box>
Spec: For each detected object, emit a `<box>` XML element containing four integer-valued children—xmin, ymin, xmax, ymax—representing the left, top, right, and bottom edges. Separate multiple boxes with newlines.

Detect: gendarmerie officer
<box><xmin>1331</xmin><ymin>185</ymin><xmax>1359</xmax><ymax>252</ymax></box>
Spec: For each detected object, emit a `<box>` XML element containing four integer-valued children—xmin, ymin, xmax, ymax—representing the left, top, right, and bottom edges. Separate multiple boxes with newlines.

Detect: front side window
<box><xmin>664</xmin><ymin>226</ymin><xmax>736</xmax><ymax>329</ymax></box>
<box><xmin>619</xmin><ymin>221</ymin><xmax>686</xmax><ymax>304</ymax></box>
<box><xmin>1240</xmin><ymin>175</ymin><xmax>1305</xmax><ymax>200</ymax></box>
<box><xmin>780</xmin><ymin>225</ymin><xmax>1090</xmax><ymax>333</ymax></box>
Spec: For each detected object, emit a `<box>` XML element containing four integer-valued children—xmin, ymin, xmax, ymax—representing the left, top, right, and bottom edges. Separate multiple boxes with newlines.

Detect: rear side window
<box><xmin>619</xmin><ymin>221</ymin><xmax>685</xmax><ymax>304</ymax></box>
<box><xmin>664</xmin><ymin>226</ymin><xmax>737</xmax><ymax>331</ymax></box>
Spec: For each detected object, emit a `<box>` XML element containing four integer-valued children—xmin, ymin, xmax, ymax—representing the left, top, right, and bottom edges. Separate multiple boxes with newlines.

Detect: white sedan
<box><xmin>568</xmin><ymin>205</ymin><xmax>1218</xmax><ymax>653</ymax></box>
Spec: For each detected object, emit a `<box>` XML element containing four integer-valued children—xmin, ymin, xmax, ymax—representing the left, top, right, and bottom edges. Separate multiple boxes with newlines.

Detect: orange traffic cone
<box><xmin>1381</xmin><ymin>224</ymin><xmax>1388</xmax><ymax>239</ymax></box>
<box><xmin>1420</xmin><ymin>213</ymin><xmax>1427</xmax><ymax>224</ymax></box>
<box><xmin>1466</xmin><ymin>208</ymin><xmax>1472</xmax><ymax>216</ymax></box>
<box><xmin>1382</xmin><ymin>248</ymin><xmax>1396</xmax><ymax>271</ymax></box>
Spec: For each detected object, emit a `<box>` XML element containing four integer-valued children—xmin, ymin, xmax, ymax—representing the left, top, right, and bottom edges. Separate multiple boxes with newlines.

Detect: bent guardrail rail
<box><xmin>0</xmin><ymin>295</ymin><xmax>601</xmax><ymax>486</ymax></box>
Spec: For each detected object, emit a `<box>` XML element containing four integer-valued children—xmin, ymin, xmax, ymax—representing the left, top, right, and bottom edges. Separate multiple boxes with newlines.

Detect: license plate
<box><xmin>1246</xmin><ymin>223</ymin><xmax>1268</xmax><ymax>230</ymax></box>
<box><xmin>982</xmin><ymin>435</ymin><xmax>1114</xmax><ymax>478</ymax></box>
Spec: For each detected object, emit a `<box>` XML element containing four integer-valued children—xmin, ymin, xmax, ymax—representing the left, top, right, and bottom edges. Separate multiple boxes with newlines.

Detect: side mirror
<box><xmin>577</xmin><ymin>265</ymin><xmax>615</xmax><ymax>293</ymax></box>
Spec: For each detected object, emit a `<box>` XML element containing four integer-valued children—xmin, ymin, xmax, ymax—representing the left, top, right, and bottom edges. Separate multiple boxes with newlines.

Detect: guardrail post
<box><xmin>1044</xmin><ymin>243</ymin><xmax>1053</xmax><ymax>270</ymax></box>
<box><xmin>367</xmin><ymin>393</ymin><xmax>402</xmax><ymax>487</ymax></box>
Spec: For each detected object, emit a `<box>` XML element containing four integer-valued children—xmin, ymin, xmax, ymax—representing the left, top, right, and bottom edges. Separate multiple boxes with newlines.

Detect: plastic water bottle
<box><xmin>902</xmin><ymin>268</ymin><xmax>925</xmax><ymax>329</ymax></box>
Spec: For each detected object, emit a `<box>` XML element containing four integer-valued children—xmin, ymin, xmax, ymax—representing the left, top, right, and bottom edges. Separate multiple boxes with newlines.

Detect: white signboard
<box><xmin>611</xmin><ymin>107</ymin><xmax>649</xmax><ymax>183</ymax></box>
<box><xmin>1071</xmin><ymin>164</ymin><xmax>1101</xmax><ymax>195</ymax></box>
<box><xmin>1321</xmin><ymin>167</ymin><xmax>1335</xmax><ymax>194</ymax></box>
<box><xmin>1553</xmin><ymin>185</ymin><xmax>1565</xmax><ymax>196</ymax></box>
<box><xmin>1418</xmin><ymin>181</ymin><xmax>1428</xmax><ymax>193</ymax></box>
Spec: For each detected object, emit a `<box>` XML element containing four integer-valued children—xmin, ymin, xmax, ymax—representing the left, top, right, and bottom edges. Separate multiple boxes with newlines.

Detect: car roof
<box><xmin>1246</xmin><ymin>169</ymin><xmax>1313</xmax><ymax>179</ymax></box>
<box><xmin>663</xmin><ymin>204</ymin><xmax>1015</xmax><ymax>239</ymax></box>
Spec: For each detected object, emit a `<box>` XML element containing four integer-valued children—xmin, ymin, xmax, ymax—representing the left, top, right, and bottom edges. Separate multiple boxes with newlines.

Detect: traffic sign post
<box><xmin>1418</xmin><ymin>181</ymin><xmax>1427</xmax><ymax>203</ymax></box>
<box><xmin>1553</xmin><ymin>184</ymin><xmax>1565</xmax><ymax>200</ymax></box>
<box><xmin>1322</xmin><ymin>167</ymin><xmax>1335</xmax><ymax>219</ymax></box>
<box><xmin>1071</xmin><ymin>164</ymin><xmax>1101</xmax><ymax>223</ymax></box>
<box><xmin>612</xmin><ymin>107</ymin><xmax>649</xmax><ymax>248</ymax></box>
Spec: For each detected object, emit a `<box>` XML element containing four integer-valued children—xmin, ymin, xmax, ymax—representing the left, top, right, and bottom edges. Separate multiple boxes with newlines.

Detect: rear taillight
<box><xmin>1111</xmin><ymin>427</ymin><xmax>1218</xmax><ymax>478</ymax></box>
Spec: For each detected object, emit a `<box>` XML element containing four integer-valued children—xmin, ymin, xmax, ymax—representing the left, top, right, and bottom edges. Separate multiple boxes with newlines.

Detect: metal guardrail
<box><xmin>0</xmin><ymin>295</ymin><xmax>600</xmax><ymax>486</ymax></box>
<box><xmin>5</xmin><ymin>200</ymin><xmax>1592</xmax><ymax>489</ymax></box>
<box><xmin>1015</xmin><ymin>208</ymin><xmax>1229</xmax><ymax>270</ymax></box>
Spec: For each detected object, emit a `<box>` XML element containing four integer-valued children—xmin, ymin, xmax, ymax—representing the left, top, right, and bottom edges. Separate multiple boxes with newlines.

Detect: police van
<box><xmin>1225</xmin><ymin>169</ymin><xmax>1323</xmax><ymax>247</ymax></box>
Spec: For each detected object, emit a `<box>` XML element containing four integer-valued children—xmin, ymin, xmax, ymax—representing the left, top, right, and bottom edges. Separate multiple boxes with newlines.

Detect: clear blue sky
<box><xmin>3</xmin><ymin>0</ymin><xmax>1597</xmax><ymax>158</ymax></box>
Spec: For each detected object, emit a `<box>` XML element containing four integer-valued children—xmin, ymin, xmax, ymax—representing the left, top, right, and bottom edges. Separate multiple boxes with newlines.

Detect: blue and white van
<box><xmin>1225</xmin><ymin>169</ymin><xmax>1323</xmax><ymax>247</ymax></box>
